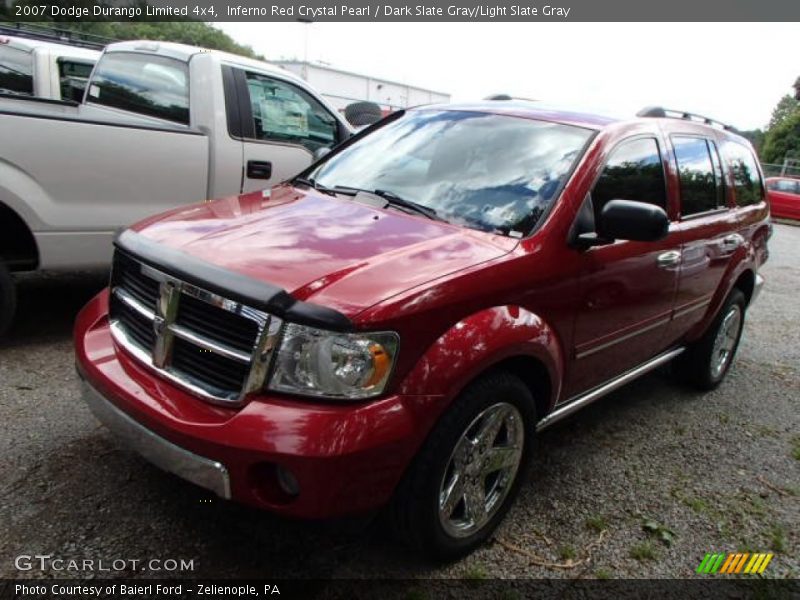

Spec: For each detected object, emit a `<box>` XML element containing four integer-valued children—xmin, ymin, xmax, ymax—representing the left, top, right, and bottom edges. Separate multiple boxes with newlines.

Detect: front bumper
<box><xmin>75</xmin><ymin>290</ymin><xmax>437</xmax><ymax>518</ymax></box>
<box><xmin>81</xmin><ymin>378</ymin><xmax>231</xmax><ymax>499</ymax></box>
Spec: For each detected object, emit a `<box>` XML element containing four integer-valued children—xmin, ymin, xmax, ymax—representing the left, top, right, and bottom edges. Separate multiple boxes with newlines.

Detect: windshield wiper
<box><xmin>292</xmin><ymin>176</ymin><xmax>336</xmax><ymax>197</ymax></box>
<box><xmin>333</xmin><ymin>186</ymin><xmax>443</xmax><ymax>222</ymax></box>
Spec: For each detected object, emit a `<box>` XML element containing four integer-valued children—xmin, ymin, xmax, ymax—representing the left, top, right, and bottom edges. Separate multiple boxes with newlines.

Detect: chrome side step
<box><xmin>536</xmin><ymin>347</ymin><xmax>685</xmax><ymax>432</ymax></box>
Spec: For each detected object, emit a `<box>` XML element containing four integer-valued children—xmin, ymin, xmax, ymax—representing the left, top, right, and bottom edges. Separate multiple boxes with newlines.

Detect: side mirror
<box><xmin>577</xmin><ymin>199</ymin><xmax>668</xmax><ymax>248</ymax></box>
<box><xmin>344</xmin><ymin>101</ymin><xmax>383</xmax><ymax>128</ymax></box>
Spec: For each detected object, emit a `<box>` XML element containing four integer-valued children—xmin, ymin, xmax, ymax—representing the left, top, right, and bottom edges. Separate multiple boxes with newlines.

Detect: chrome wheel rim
<box><xmin>438</xmin><ymin>402</ymin><xmax>524</xmax><ymax>539</ymax></box>
<box><xmin>711</xmin><ymin>305</ymin><xmax>742</xmax><ymax>379</ymax></box>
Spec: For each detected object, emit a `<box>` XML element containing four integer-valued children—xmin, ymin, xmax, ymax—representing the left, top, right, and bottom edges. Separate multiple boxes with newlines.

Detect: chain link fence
<box><xmin>762</xmin><ymin>159</ymin><xmax>800</xmax><ymax>178</ymax></box>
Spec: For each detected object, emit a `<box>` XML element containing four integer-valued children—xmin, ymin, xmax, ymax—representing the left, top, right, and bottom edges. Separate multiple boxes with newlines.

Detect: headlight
<box><xmin>268</xmin><ymin>323</ymin><xmax>399</xmax><ymax>400</ymax></box>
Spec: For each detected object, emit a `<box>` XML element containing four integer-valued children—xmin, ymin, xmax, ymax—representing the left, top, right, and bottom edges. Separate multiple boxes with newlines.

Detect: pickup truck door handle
<box><xmin>657</xmin><ymin>250</ymin><xmax>681</xmax><ymax>268</ymax></box>
<box><xmin>246</xmin><ymin>160</ymin><xmax>272</xmax><ymax>180</ymax></box>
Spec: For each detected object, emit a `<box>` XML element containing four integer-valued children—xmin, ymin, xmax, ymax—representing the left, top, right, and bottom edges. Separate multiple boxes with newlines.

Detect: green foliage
<box><xmin>769</xmin><ymin>524</ymin><xmax>787</xmax><ymax>553</ymax></box>
<box><xmin>2</xmin><ymin>2</ymin><xmax>260</xmax><ymax>59</ymax></box>
<box><xmin>558</xmin><ymin>544</ymin><xmax>577</xmax><ymax>560</ymax></box>
<box><xmin>768</xmin><ymin>94</ymin><xmax>800</xmax><ymax>129</ymax></box>
<box><xmin>594</xmin><ymin>567</ymin><xmax>613</xmax><ymax>579</ymax></box>
<box><xmin>585</xmin><ymin>514</ymin><xmax>608</xmax><ymax>533</ymax></box>
<box><xmin>642</xmin><ymin>517</ymin><xmax>675</xmax><ymax>547</ymax></box>
<box><xmin>629</xmin><ymin>541</ymin><xmax>658</xmax><ymax>561</ymax></box>
<box><xmin>463</xmin><ymin>563</ymin><xmax>489</xmax><ymax>582</ymax></box>
<box><xmin>740</xmin><ymin>129</ymin><xmax>765</xmax><ymax>155</ymax></box>
<box><xmin>762</xmin><ymin>111</ymin><xmax>800</xmax><ymax>164</ymax></box>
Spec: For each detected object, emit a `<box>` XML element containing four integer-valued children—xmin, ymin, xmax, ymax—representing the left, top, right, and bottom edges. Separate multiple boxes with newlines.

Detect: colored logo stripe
<box><xmin>698</xmin><ymin>553</ymin><xmax>773</xmax><ymax>574</ymax></box>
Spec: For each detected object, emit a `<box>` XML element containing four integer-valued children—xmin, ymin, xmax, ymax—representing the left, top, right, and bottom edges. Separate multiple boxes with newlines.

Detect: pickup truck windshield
<box><xmin>309</xmin><ymin>110</ymin><xmax>592</xmax><ymax>236</ymax></box>
<box><xmin>87</xmin><ymin>52</ymin><xmax>189</xmax><ymax>124</ymax></box>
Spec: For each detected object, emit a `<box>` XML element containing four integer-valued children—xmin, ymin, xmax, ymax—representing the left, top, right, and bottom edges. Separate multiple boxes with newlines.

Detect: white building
<box><xmin>274</xmin><ymin>60</ymin><xmax>450</xmax><ymax>113</ymax></box>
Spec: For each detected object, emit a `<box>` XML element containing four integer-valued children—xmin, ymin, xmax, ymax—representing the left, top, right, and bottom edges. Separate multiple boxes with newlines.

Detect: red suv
<box><xmin>75</xmin><ymin>103</ymin><xmax>770</xmax><ymax>559</ymax></box>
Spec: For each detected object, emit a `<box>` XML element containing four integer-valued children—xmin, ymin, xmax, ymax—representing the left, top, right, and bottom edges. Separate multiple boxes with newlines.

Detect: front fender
<box><xmin>398</xmin><ymin>305</ymin><xmax>564</xmax><ymax>411</ymax></box>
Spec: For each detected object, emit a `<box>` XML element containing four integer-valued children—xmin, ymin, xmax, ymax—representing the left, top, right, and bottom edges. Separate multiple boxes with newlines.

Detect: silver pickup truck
<box><xmin>0</xmin><ymin>40</ymin><xmax>359</xmax><ymax>335</ymax></box>
<box><xmin>0</xmin><ymin>35</ymin><xmax>99</xmax><ymax>101</ymax></box>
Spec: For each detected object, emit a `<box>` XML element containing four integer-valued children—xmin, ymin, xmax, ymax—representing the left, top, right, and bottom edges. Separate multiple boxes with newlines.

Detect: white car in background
<box><xmin>0</xmin><ymin>35</ymin><xmax>99</xmax><ymax>101</ymax></box>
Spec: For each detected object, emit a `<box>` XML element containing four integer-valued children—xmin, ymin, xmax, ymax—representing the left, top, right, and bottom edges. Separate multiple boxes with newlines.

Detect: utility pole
<box><xmin>297</xmin><ymin>19</ymin><xmax>313</xmax><ymax>81</ymax></box>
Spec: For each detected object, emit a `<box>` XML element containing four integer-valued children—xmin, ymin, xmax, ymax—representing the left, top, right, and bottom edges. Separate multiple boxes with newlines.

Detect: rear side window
<box><xmin>58</xmin><ymin>59</ymin><xmax>94</xmax><ymax>102</ymax></box>
<box><xmin>768</xmin><ymin>179</ymin><xmax>799</xmax><ymax>194</ymax></box>
<box><xmin>88</xmin><ymin>52</ymin><xmax>189</xmax><ymax>124</ymax></box>
<box><xmin>591</xmin><ymin>137</ymin><xmax>667</xmax><ymax>222</ymax></box>
<box><xmin>0</xmin><ymin>45</ymin><xmax>33</xmax><ymax>96</ymax></box>
<box><xmin>672</xmin><ymin>136</ymin><xmax>722</xmax><ymax>216</ymax></box>
<box><xmin>724</xmin><ymin>142</ymin><xmax>764</xmax><ymax>206</ymax></box>
<box><xmin>244</xmin><ymin>71</ymin><xmax>338</xmax><ymax>152</ymax></box>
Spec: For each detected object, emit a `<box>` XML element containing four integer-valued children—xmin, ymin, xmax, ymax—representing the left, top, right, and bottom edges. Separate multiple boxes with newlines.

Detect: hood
<box><xmin>131</xmin><ymin>185</ymin><xmax>517</xmax><ymax>317</ymax></box>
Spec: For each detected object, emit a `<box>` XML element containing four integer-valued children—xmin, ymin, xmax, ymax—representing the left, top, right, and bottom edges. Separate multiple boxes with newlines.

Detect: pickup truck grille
<box><xmin>108</xmin><ymin>250</ymin><xmax>282</xmax><ymax>405</ymax></box>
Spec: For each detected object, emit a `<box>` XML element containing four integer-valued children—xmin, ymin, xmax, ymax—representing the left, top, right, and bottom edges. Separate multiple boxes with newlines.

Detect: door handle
<box><xmin>657</xmin><ymin>250</ymin><xmax>681</xmax><ymax>268</ymax></box>
<box><xmin>721</xmin><ymin>234</ymin><xmax>744</xmax><ymax>250</ymax></box>
<box><xmin>246</xmin><ymin>160</ymin><xmax>272</xmax><ymax>180</ymax></box>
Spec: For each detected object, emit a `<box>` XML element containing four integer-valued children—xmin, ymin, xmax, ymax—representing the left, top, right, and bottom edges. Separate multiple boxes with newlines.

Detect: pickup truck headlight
<box><xmin>268</xmin><ymin>323</ymin><xmax>399</xmax><ymax>399</ymax></box>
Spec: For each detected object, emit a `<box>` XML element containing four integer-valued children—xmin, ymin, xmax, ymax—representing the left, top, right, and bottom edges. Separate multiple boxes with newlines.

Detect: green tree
<box><xmin>768</xmin><ymin>94</ymin><xmax>799</xmax><ymax>130</ymax></box>
<box><xmin>1</xmin><ymin>1</ymin><xmax>260</xmax><ymax>59</ymax></box>
<box><xmin>739</xmin><ymin>129</ymin><xmax>765</xmax><ymax>154</ymax></box>
<box><xmin>761</xmin><ymin>110</ymin><xmax>800</xmax><ymax>164</ymax></box>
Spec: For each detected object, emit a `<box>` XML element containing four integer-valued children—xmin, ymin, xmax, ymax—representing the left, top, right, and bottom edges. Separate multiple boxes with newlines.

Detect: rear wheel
<box><xmin>391</xmin><ymin>372</ymin><xmax>536</xmax><ymax>561</ymax></box>
<box><xmin>675</xmin><ymin>289</ymin><xmax>746</xmax><ymax>390</ymax></box>
<box><xmin>0</xmin><ymin>262</ymin><xmax>16</xmax><ymax>338</ymax></box>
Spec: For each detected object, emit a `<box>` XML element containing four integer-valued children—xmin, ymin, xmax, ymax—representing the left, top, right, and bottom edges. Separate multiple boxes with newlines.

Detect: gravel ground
<box><xmin>0</xmin><ymin>225</ymin><xmax>798</xmax><ymax>581</ymax></box>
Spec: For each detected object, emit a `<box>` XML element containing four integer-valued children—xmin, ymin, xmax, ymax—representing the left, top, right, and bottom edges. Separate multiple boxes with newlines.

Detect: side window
<box><xmin>0</xmin><ymin>46</ymin><xmax>33</xmax><ymax>96</ymax></box>
<box><xmin>244</xmin><ymin>71</ymin><xmax>338</xmax><ymax>152</ymax></box>
<box><xmin>88</xmin><ymin>52</ymin><xmax>190</xmax><ymax>124</ymax></box>
<box><xmin>591</xmin><ymin>137</ymin><xmax>667</xmax><ymax>223</ymax></box>
<box><xmin>672</xmin><ymin>136</ymin><xmax>720</xmax><ymax>216</ymax></box>
<box><xmin>769</xmin><ymin>179</ymin><xmax>796</xmax><ymax>193</ymax></box>
<box><xmin>724</xmin><ymin>142</ymin><xmax>764</xmax><ymax>206</ymax></box>
<box><xmin>58</xmin><ymin>59</ymin><xmax>94</xmax><ymax>101</ymax></box>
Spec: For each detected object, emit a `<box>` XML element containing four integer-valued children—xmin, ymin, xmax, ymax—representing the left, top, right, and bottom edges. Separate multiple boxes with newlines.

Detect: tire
<box><xmin>0</xmin><ymin>262</ymin><xmax>16</xmax><ymax>338</ymax></box>
<box><xmin>343</xmin><ymin>101</ymin><xmax>383</xmax><ymax>128</ymax></box>
<box><xmin>391</xmin><ymin>371</ymin><xmax>536</xmax><ymax>561</ymax></box>
<box><xmin>674</xmin><ymin>288</ymin><xmax>746</xmax><ymax>391</ymax></box>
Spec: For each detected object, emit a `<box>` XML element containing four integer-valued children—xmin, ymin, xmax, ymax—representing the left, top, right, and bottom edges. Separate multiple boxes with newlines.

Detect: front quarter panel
<box><xmin>398</xmin><ymin>306</ymin><xmax>564</xmax><ymax>415</ymax></box>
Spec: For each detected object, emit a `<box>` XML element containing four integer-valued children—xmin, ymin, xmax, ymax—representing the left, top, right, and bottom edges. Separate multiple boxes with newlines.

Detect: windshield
<box><xmin>308</xmin><ymin>110</ymin><xmax>593</xmax><ymax>236</ymax></box>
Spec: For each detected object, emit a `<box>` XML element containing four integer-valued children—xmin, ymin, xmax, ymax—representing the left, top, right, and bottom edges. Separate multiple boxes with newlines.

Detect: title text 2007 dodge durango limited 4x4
<box><xmin>75</xmin><ymin>103</ymin><xmax>769</xmax><ymax>559</ymax></box>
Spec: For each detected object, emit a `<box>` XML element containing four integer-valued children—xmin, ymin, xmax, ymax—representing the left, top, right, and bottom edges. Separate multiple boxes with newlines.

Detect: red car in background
<box><xmin>766</xmin><ymin>177</ymin><xmax>800</xmax><ymax>220</ymax></box>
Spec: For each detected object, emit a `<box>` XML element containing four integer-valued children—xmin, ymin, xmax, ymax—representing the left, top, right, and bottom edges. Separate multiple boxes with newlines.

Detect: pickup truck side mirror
<box><xmin>577</xmin><ymin>199</ymin><xmax>668</xmax><ymax>248</ymax></box>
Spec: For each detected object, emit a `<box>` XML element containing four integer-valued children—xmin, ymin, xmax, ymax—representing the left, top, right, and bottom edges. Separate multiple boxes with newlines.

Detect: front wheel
<box><xmin>391</xmin><ymin>372</ymin><xmax>536</xmax><ymax>561</ymax></box>
<box><xmin>0</xmin><ymin>262</ymin><xmax>16</xmax><ymax>338</ymax></box>
<box><xmin>674</xmin><ymin>288</ymin><xmax>746</xmax><ymax>390</ymax></box>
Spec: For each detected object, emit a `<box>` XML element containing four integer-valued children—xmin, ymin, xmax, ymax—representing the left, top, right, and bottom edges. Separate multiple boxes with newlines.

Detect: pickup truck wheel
<box><xmin>391</xmin><ymin>372</ymin><xmax>536</xmax><ymax>561</ymax></box>
<box><xmin>0</xmin><ymin>262</ymin><xmax>16</xmax><ymax>337</ymax></box>
<box><xmin>675</xmin><ymin>289</ymin><xmax>746</xmax><ymax>391</ymax></box>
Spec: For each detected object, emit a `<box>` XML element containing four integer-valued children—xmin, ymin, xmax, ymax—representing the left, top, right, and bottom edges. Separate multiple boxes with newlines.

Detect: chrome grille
<box><xmin>108</xmin><ymin>250</ymin><xmax>282</xmax><ymax>405</ymax></box>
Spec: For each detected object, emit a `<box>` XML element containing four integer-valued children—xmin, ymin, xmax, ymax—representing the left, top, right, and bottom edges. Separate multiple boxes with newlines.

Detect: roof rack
<box><xmin>0</xmin><ymin>20</ymin><xmax>113</xmax><ymax>51</ymax></box>
<box><xmin>485</xmin><ymin>94</ymin><xmax>537</xmax><ymax>102</ymax></box>
<box><xmin>636</xmin><ymin>106</ymin><xmax>736</xmax><ymax>131</ymax></box>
